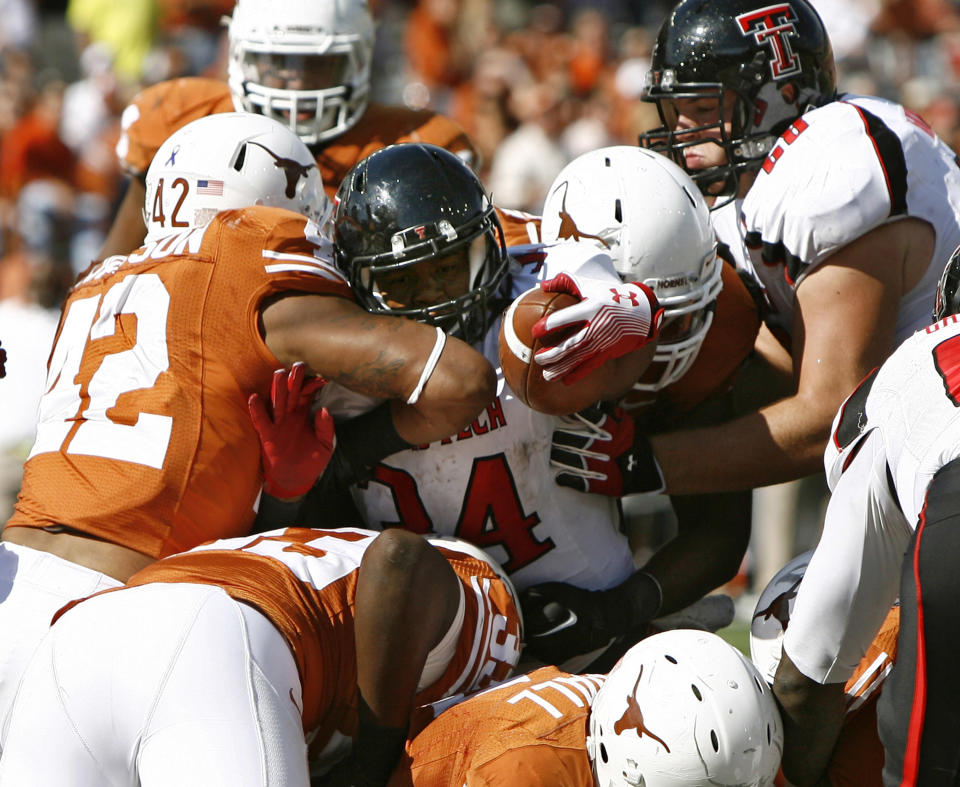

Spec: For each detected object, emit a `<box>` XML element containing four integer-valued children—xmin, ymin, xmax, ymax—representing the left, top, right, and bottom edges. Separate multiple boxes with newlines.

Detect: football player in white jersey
<box><xmin>766</xmin><ymin>248</ymin><xmax>960</xmax><ymax>786</ymax></box>
<box><xmin>255</xmin><ymin>143</ymin><xmax>699</xmax><ymax>668</ymax></box>
<box><xmin>551</xmin><ymin>0</ymin><xmax>960</xmax><ymax>501</ymax></box>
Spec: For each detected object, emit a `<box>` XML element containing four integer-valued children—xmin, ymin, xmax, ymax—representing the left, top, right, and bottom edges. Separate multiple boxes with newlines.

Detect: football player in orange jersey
<box><xmin>99</xmin><ymin>0</ymin><xmax>479</xmax><ymax>259</ymax></box>
<box><xmin>388</xmin><ymin>629</ymin><xmax>782</xmax><ymax>786</ymax></box>
<box><xmin>0</xmin><ymin>113</ymin><xmax>496</xmax><ymax>744</ymax></box>
<box><xmin>0</xmin><ymin>527</ymin><xmax>523</xmax><ymax>786</ymax></box>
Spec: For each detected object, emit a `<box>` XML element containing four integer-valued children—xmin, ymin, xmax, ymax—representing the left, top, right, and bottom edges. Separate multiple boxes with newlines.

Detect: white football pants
<box><xmin>0</xmin><ymin>541</ymin><xmax>122</xmax><ymax>753</ymax></box>
<box><xmin>0</xmin><ymin>582</ymin><xmax>308</xmax><ymax>786</ymax></box>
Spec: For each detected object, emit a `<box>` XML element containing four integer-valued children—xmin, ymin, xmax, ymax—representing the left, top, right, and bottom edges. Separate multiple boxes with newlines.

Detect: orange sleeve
<box><xmin>315</xmin><ymin>103</ymin><xmax>478</xmax><ymax>196</ymax></box>
<box><xmin>117</xmin><ymin>78</ymin><xmax>234</xmax><ymax>177</ymax></box>
<box><xmin>496</xmin><ymin>207</ymin><xmax>542</xmax><ymax>248</ymax></box>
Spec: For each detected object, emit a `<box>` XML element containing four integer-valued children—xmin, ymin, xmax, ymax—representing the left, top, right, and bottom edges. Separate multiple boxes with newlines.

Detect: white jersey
<box><xmin>713</xmin><ymin>94</ymin><xmax>960</xmax><ymax>345</ymax></box>
<box><xmin>784</xmin><ymin>316</ymin><xmax>960</xmax><ymax>683</ymax></box>
<box><xmin>350</xmin><ymin>244</ymin><xmax>637</xmax><ymax>592</ymax></box>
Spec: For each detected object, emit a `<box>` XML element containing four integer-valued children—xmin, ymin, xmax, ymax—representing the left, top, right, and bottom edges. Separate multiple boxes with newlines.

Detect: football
<box><xmin>498</xmin><ymin>287</ymin><xmax>615</xmax><ymax>415</ymax></box>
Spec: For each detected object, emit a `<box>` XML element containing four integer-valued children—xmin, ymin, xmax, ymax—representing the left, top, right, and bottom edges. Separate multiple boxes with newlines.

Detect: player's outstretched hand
<box><xmin>550</xmin><ymin>402</ymin><xmax>665</xmax><ymax>496</ymax></box>
<box><xmin>532</xmin><ymin>272</ymin><xmax>661</xmax><ymax>384</ymax></box>
<box><xmin>248</xmin><ymin>362</ymin><xmax>335</xmax><ymax>500</ymax></box>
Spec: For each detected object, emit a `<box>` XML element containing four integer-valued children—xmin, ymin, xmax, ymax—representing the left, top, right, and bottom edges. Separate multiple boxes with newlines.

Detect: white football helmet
<box><xmin>143</xmin><ymin>112</ymin><xmax>329</xmax><ymax>241</ymax></box>
<box><xmin>588</xmin><ymin>629</ymin><xmax>782</xmax><ymax>787</ymax></box>
<box><xmin>227</xmin><ymin>0</ymin><xmax>375</xmax><ymax>146</ymax></box>
<box><xmin>749</xmin><ymin>550</ymin><xmax>813</xmax><ymax>686</ymax></box>
<box><xmin>540</xmin><ymin>146</ymin><xmax>721</xmax><ymax>392</ymax></box>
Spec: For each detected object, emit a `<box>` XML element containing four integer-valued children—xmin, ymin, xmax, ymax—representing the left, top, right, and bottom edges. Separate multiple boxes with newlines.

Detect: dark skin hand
<box><xmin>774</xmin><ymin>649</ymin><xmax>846</xmax><ymax>786</ymax></box>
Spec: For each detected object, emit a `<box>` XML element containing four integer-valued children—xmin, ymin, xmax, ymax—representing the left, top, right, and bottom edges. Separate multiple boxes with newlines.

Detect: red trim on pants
<box><xmin>901</xmin><ymin>504</ymin><xmax>929</xmax><ymax>786</ymax></box>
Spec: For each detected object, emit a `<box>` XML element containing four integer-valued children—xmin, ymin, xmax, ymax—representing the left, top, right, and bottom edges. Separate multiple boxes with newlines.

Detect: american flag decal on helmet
<box><xmin>197</xmin><ymin>179</ymin><xmax>224</xmax><ymax>196</ymax></box>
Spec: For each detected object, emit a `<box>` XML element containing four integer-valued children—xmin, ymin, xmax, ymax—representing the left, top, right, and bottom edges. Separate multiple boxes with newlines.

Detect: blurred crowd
<box><xmin>3</xmin><ymin>0</ymin><xmax>960</xmax><ymax>597</ymax></box>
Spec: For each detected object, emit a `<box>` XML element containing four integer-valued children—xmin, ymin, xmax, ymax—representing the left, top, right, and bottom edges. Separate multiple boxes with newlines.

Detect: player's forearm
<box><xmin>651</xmin><ymin>392</ymin><xmax>832</xmax><ymax>494</ymax></box>
<box><xmin>356</xmin><ymin>531</ymin><xmax>460</xmax><ymax>728</ymax></box>
<box><xmin>774</xmin><ymin>654</ymin><xmax>846</xmax><ymax>786</ymax></box>
<box><xmin>97</xmin><ymin>178</ymin><xmax>147</xmax><ymax>259</ymax></box>
<box><xmin>395</xmin><ymin>342</ymin><xmax>496</xmax><ymax>445</ymax></box>
<box><xmin>643</xmin><ymin>491</ymin><xmax>751</xmax><ymax>615</ymax></box>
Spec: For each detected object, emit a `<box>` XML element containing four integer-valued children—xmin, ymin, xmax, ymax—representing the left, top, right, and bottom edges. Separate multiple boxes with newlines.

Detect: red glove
<box><xmin>532</xmin><ymin>273</ymin><xmax>662</xmax><ymax>384</ymax></box>
<box><xmin>248</xmin><ymin>362</ymin><xmax>335</xmax><ymax>499</ymax></box>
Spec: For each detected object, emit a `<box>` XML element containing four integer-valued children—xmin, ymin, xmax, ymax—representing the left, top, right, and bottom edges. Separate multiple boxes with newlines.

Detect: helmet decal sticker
<box><xmin>613</xmin><ymin>665</ymin><xmax>671</xmax><ymax>751</ymax></box>
<box><xmin>552</xmin><ymin>182</ymin><xmax>612</xmax><ymax>248</ymax></box>
<box><xmin>752</xmin><ymin>576</ymin><xmax>801</xmax><ymax>630</ymax></box>
<box><xmin>736</xmin><ymin>4</ymin><xmax>802</xmax><ymax>80</ymax></box>
<box><xmin>248</xmin><ymin>141</ymin><xmax>317</xmax><ymax>198</ymax></box>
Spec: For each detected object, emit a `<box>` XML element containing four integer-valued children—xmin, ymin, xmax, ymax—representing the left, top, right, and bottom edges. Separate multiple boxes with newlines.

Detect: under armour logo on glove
<box><xmin>532</xmin><ymin>272</ymin><xmax>663</xmax><ymax>384</ymax></box>
<box><xmin>610</xmin><ymin>288</ymin><xmax>639</xmax><ymax>306</ymax></box>
<box><xmin>550</xmin><ymin>402</ymin><xmax>665</xmax><ymax>496</ymax></box>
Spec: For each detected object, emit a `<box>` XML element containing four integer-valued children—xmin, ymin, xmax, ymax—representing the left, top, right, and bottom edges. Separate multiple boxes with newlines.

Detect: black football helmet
<box><xmin>934</xmin><ymin>244</ymin><xmax>960</xmax><ymax>322</ymax></box>
<box><xmin>333</xmin><ymin>143</ymin><xmax>508</xmax><ymax>344</ymax></box>
<box><xmin>639</xmin><ymin>0</ymin><xmax>836</xmax><ymax>203</ymax></box>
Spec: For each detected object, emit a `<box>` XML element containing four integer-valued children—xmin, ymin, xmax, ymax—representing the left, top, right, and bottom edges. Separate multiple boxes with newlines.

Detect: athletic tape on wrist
<box><xmin>407</xmin><ymin>327</ymin><xmax>447</xmax><ymax>405</ymax></box>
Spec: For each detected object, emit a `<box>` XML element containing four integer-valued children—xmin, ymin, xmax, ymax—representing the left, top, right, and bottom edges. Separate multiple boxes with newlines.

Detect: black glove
<box><xmin>550</xmin><ymin>402</ymin><xmax>665</xmax><ymax>496</ymax></box>
<box><xmin>520</xmin><ymin>573</ymin><xmax>662</xmax><ymax>665</ymax></box>
<box><xmin>315</xmin><ymin>694</ymin><xmax>408</xmax><ymax>787</ymax></box>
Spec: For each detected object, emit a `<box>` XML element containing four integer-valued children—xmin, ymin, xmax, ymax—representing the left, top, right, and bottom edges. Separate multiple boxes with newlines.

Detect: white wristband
<box><xmin>407</xmin><ymin>327</ymin><xmax>447</xmax><ymax>405</ymax></box>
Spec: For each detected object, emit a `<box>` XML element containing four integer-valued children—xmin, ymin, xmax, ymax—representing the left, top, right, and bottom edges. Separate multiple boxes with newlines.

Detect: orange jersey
<box><xmin>496</xmin><ymin>207</ymin><xmax>542</xmax><ymax>249</ymax></box>
<box><xmin>390</xmin><ymin>666</ymin><xmax>602</xmax><ymax>787</ymax></box>
<box><xmin>119</xmin><ymin>528</ymin><xmax>523</xmax><ymax>751</ymax></box>
<box><xmin>117</xmin><ymin>78</ymin><xmax>237</xmax><ymax>179</ymax></box>
<box><xmin>6</xmin><ymin>208</ymin><xmax>350</xmax><ymax>558</ymax></box>
<box><xmin>117</xmin><ymin>77</ymin><xmax>477</xmax><ymax>195</ymax></box>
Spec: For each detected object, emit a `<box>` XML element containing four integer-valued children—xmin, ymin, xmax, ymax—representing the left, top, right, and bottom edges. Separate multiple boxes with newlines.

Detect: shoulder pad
<box><xmin>742</xmin><ymin>101</ymin><xmax>902</xmax><ymax>286</ymax></box>
<box><xmin>824</xmin><ymin>366</ymin><xmax>880</xmax><ymax>489</ymax></box>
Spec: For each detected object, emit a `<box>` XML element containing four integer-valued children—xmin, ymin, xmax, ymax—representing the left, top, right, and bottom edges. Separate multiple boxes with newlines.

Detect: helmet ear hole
<box><xmin>233</xmin><ymin>143</ymin><xmax>247</xmax><ymax>171</ymax></box>
<box><xmin>600</xmin><ymin>742</ymin><xmax>609</xmax><ymax>764</ymax></box>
